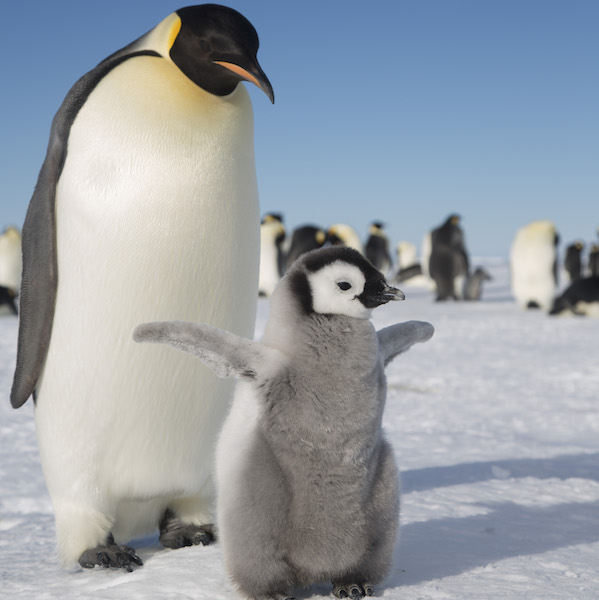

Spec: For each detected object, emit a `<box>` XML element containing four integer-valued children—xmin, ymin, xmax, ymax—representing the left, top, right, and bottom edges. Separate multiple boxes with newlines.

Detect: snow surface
<box><xmin>1</xmin><ymin>259</ymin><xmax>598</xmax><ymax>600</ymax></box>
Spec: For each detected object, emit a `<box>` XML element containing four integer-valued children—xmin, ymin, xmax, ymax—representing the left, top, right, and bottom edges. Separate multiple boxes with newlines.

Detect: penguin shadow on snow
<box><xmin>390</xmin><ymin>452</ymin><xmax>599</xmax><ymax>586</ymax></box>
<box><xmin>401</xmin><ymin>451</ymin><xmax>599</xmax><ymax>493</ymax></box>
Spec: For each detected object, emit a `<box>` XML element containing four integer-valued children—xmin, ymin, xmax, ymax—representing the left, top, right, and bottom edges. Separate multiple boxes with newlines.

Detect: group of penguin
<box><xmin>260</xmin><ymin>213</ymin><xmax>491</xmax><ymax>304</ymax></box>
<box><xmin>259</xmin><ymin>213</ymin><xmax>599</xmax><ymax>317</ymax></box>
<box><xmin>510</xmin><ymin>220</ymin><xmax>599</xmax><ymax>317</ymax></box>
<box><xmin>4</xmin><ymin>214</ymin><xmax>598</xmax><ymax>319</ymax></box>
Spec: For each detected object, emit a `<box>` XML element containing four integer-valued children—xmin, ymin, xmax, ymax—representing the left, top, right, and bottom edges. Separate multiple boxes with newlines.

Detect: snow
<box><xmin>1</xmin><ymin>259</ymin><xmax>598</xmax><ymax>599</ymax></box>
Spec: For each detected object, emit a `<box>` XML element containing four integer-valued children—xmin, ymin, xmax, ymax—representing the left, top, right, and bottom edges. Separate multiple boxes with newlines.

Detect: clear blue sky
<box><xmin>1</xmin><ymin>1</ymin><xmax>597</xmax><ymax>258</ymax></box>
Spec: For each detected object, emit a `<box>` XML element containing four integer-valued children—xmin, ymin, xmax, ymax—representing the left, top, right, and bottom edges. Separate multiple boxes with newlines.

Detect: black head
<box><xmin>287</xmin><ymin>246</ymin><xmax>404</xmax><ymax>319</ymax></box>
<box><xmin>171</xmin><ymin>4</ymin><xmax>274</xmax><ymax>102</ymax></box>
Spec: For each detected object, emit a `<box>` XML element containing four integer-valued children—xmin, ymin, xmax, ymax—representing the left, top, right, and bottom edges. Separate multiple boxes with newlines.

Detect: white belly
<box><xmin>35</xmin><ymin>55</ymin><xmax>260</xmax><ymax>504</ymax></box>
<box><xmin>510</xmin><ymin>243</ymin><xmax>556</xmax><ymax>310</ymax></box>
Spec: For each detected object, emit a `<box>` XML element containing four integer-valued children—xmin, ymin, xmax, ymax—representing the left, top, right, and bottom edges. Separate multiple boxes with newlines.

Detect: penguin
<box><xmin>420</xmin><ymin>231</ymin><xmax>432</xmax><ymax>280</ymax></box>
<box><xmin>0</xmin><ymin>285</ymin><xmax>18</xmax><ymax>315</ymax></box>
<box><xmin>428</xmin><ymin>214</ymin><xmax>469</xmax><ymax>301</ymax></box>
<box><xmin>285</xmin><ymin>224</ymin><xmax>327</xmax><ymax>271</ymax></box>
<box><xmin>589</xmin><ymin>244</ymin><xmax>599</xmax><ymax>276</ymax></box>
<box><xmin>564</xmin><ymin>241</ymin><xmax>584</xmax><ymax>282</ymax></box>
<box><xmin>394</xmin><ymin>240</ymin><xmax>430</xmax><ymax>286</ymax></box>
<box><xmin>549</xmin><ymin>276</ymin><xmax>599</xmax><ymax>316</ymax></box>
<box><xmin>10</xmin><ymin>4</ymin><xmax>273</xmax><ymax>571</ymax></box>
<box><xmin>329</xmin><ymin>223</ymin><xmax>364</xmax><ymax>254</ymax></box>
<box><xmin>510</xmin><ymin>220</ymin><xmax>559</xmax><ymax>310</ymax></box>
<box><xmin>259</xmin><ymin>213</ymin><xmax>286</xmax><ymax>297</ymax></box>
<box><xmin>133</xmin><ymin>245</ymin><xmax>434</xmax><ymax>600</ymax></box>
<box><xmin>0</xmin><ymin>225</ymin><xmax>22</xmax><ymax>294</ymax></box>
<box><xmin>364</xmin><ymin>222</ymin><xmax>392</xmax><ymax>274</ymax></box>
<box><xmin>463</xmin><ymin>266</ymin><xmax>492</xmax><ymax>301</ymax></box>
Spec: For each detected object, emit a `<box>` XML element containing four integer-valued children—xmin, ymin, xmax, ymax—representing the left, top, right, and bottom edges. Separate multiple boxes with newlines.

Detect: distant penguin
<box><xmin>285</xmin><ymin>225</ymin><xmax>327</xmax><ymax>271</ymax></box>
<box><xmin>365</xmin><ymin>222</ymin><xmax>392</xmax><ymax>274</ymax></box>
<box><xmin>589</xmin><ymin>244</ymin><xmax>599</xmax><ymax>276</ymax></box>
<box><xmin>10</xmin><ymin>4</ymin><xmax>273</xmax><ymax>570</ymax></box>
<box><xmin>259</xmin><ymin>213</ymin><xmax>286</xmax><ymax>297</ymax></box>
<box><xmin>510</xmin><ymin>220</ymin><xmax>559</xmax><ymax>310</ymax></box>
<box><xmin>428</xmin><ymin>214</ymin><xmax>469</xmax><ymax>301</ymax></box>
<box><xmin>463</xmin><ymin>266</ymin><xmax>492</xmax><ymax>301</ymax></box>
<box><xmin>564</xmin><ymin>241</ymin><xmax>584</xmax><ymax>282</ymax></box>
<box><xmin>396</xmin><ymin>241</ymin><xmax>418</xmax><ymax>272</ymax></box>
<box><xmin>0</xmin><ymin>285</ymin><xmax>18</xmax><ymax>315</ymax></box>
<box><xmin>549</xmin><ymin>276</ymin><xmax>599</xmax><ymax>316</ymax></box>
<box><xmin>134</xmin><ymin>245</ymin><xmax>434</xmax><ymax>600</ymax></box>
<box><xmin>394</xmin><ymin>241</ymin><xmax>426</xmax><ymax>285</ymax></box>
<box><xmin>420</xmin><ymin>231</ymin><xmax>432</xmax><ymax>280</ymax></box>
<box><xmin>329</xmin><ymin>223</ymin><xmax>364</xmax><ymax>254</ymax></box>
<box><xmin>0</xmin><ymin>225</ymin><xmax>22</xmax><ymax>294</ymax></box>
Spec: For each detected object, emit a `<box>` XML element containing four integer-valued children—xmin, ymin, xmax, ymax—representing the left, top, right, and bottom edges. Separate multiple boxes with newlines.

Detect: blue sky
<box><xmin>1</xmin><ymin>0</ymin><xmax>597</xmax><ymax>258</ymax></box>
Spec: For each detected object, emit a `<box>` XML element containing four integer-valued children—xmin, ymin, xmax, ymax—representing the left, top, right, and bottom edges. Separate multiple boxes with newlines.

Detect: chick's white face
<box><xmin>308</xmin><ymin>261</ymin><xmax>372</xmax><ymax>319</ymax></box>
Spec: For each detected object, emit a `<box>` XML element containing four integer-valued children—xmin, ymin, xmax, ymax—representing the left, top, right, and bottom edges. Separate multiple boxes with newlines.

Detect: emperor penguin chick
<box><xmin>134</xmin><ymin>246</ymin><xmax>435</xmax><ymax>600</ymax></box>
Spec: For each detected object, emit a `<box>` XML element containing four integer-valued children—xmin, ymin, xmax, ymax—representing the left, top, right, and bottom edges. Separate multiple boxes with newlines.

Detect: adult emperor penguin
<box><xmin>510</xmin><ymin>220</ymin><xmax>559</xmax><ymax>310</ymax></box>
<box><xmin>284</xmin><ymin>224</ymin><xmax>328</xmax><ymax>271</ymax></box>
<box><xmin>10</xmin><ymin>4</ymin><xmax>273</xmax><ymax>571</ymax></box>
<box><xmin>589</xmin><ymin>244</ymin><xmax>599</xmax><ymax>276</ymax></box>
<box><xmin>564</xmin><ymin>241</ymin><xmax>584</xmax><ymax>282</ymax></box>
<box><xmin>134</xmin><ymin>246</ymin><xmax>434</xmax><ymax>600</ymax></box>
<box><xmin>329</xmin><ymin>223</ymin><xmax>364</xmax><ymax>254</ymax></box>
<box><xmin>364</xmin><ymin>221</ymin><xmax>392</xmax><ymax>274</ymax></box>
<box><xmin>0</xmin><ymin>285</ymin><xmax>18</xmax><ymax>315</ymax></box>
<box><xmin>259</xmin><ymin>213</ymin><xmax>286</xmax><ymax>297</ymax></box>
<box><xmin>428</xmin><ymin>214</ymin><xmax>469</xmax><ymax>301</ymax></box>
<box><xmin>549</xmin><ymin>276</ymin><xmax>599</xmax><ymax>316</ymax></box>
<box><xmin>393</xmin><ymin>240</ymin><xmax>430</xmax><ymax>286</ymax></box>
<box><xmin>0</xmin><ymin>225</ymin><xmax>22</xmax><ymax>295</ymax></box>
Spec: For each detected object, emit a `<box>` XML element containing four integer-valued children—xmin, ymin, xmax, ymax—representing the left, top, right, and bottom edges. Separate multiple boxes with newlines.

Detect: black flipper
<box><xmin>10</xmin><ymin>42</ymin><xmax>161</xmax><ymax>409</ymax></box>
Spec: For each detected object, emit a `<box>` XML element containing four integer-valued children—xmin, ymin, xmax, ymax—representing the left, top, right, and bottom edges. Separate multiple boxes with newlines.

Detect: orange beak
<box><xmin>214</xmin><ymin>60</ymin><xmax>275</xmax><ymax>103</ymax></box>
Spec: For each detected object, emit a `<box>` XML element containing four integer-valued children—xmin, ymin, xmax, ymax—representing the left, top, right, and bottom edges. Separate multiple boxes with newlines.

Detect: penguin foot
<box><xmin>78</xmin><ymin>533</ymin><xmax>143</xmax><ymax>572</ymax></box>
<box><xmin>159</xmin><ymin>509</ymin><xmax>215</xmax><ymax>549</ymax></box>
<box><xmin>331</xmin><ymin>582</ymin><xmax>374</xmax><ymax>598</ymax></box>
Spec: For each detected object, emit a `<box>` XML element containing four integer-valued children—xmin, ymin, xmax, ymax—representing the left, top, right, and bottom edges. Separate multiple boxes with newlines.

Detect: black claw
<box><xmin>190</xmin><ymin>528</ymin><xmax>213</xmax><ymax>546</ymax></box>
<box><xmin>97</xmin><ymin>552</ymin><xmax>111</xmax><ymax>568</ymax></box>
<box><xmin>159</xmin><ymin>516</ymin><xmax>215</xmax><ymax>549</ymax></box>
<box><xmin>117</xmin><ymin>554</ymin><xmax>134</xmax><ymax>572</ymax></box>
<box><xmin>332</xmin><ymin>583</ymin><xmax>370</xmax><ymax>599</ymax></box>
<box><xmin>78</xmin><ymin>537</ymin><xmax>143</xmax><ymax>571</ymax></box>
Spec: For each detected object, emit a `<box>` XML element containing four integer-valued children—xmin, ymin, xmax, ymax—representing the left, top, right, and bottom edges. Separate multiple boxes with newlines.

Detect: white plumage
<box><xmin>510</xmin><ymin>220</ymin><xmax>559</xmax><ymax>311</ymax></box>
<box><xmin>0</xmin><ymin>226</ymin><xmax>22</xmax><ymax>292</ymax></box>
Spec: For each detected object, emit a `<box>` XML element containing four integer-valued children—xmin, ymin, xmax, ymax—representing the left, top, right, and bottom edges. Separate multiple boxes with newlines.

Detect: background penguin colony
<box><xmin>257</xmin><ymin>213</ymin><xmax>599</xmax><ymax>315</ymax></box>
<box><xmin>3</xmin><ymin>217</ymin><xmax>599</xmax><ymax>317</ymax></box>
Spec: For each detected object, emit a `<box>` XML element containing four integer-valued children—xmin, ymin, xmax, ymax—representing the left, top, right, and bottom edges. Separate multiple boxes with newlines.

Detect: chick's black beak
<box><xmin>359</xmin><ymin>283</ymin><xmax>405</xmax><ymax>308</ymax></box>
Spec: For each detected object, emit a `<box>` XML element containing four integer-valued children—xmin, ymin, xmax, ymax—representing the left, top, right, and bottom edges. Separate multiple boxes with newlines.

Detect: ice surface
<box><xmin>1</xmin><ymin>260</ymin><xmax>598</xmax><ymax>599</ymax></box>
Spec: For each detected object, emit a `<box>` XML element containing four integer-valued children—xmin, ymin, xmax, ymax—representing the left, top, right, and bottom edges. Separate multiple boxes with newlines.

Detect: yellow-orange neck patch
<box><xmin>167</xmin><ymin>16</ymin><xmax>182</xmax><ymax>51</ymax></box>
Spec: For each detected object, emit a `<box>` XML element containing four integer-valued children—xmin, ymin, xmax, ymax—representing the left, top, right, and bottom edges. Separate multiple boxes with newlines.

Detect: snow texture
<box><xmin>1</xmin><ymin>259</ymin><xmax>598</xmax><ymax>599</ymax></box>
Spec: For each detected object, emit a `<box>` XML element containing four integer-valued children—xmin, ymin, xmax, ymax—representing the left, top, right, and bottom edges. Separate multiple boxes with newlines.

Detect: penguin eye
<box><xmin>199</xmin><ymin>39</ymin><xmax>212</xmax><ymax>54</ymax></box>
<box><xmin>337</xmin><ymin>281</ymin><xmax>352</xmax><ymax>291</ymax></box>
